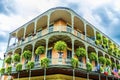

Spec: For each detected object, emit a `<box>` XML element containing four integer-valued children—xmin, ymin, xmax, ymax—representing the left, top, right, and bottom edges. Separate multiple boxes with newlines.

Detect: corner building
<box><xmin>2</xmin><ymin>7</ymin><xmax>120</xmax><ymax>80</ymax></box>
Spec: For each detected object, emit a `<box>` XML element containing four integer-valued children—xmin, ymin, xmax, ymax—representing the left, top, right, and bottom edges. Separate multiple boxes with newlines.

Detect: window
<box><xmin>35</xmin><ymin>54</ymin><xmax>39</xmax><ymax>62</ymax></box>
<box><xmin>67</xmin><ymin>25</ymin><xmax>72</xmax><ymax>33</ymax></box>
<box><xmin>47</xmin><ymin>49</ymin><xmax>52</xmax><ymax>59</ymax></box>
<box><xmin>67</xmin><ymin>50</ymin><xmax>72</xmax><ymax>59</ymax></box>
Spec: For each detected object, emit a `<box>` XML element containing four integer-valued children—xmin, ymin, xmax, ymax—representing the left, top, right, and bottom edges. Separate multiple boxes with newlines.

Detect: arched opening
<box><xmin>74</xmin><ymin>40</ymin><xmax>86</xmax><ymax>67</ymax></box>
<box><xmin>34</xmin><ymin>39</ymin><xmax>46</xmax><ymax>63</ymax></box>
<box><xmin>48</xmin><ymin>35</ymin><xmax>71</xmax><ymax>65</ymax></box>
<box><xmin>17</xmin><ymin>28</ymin><xmax>24</xmax><ymax>41</ymax></box>
<box><xmin>74</xmin><ymin>16</ymin><xmax>84</xmax><ymax>39</ymax></box>
<box><xmin>37</xmin><ymin>15</ymin><xmax>48</xmax><ymax>36</ymax></box>
<box><xmin>88</xmin><ymin>46</ymin><xmax>97</xmax><ymax>70</ymax></box>
<box><xmin>50</xmin><ymin>10</ymin><xmax>71</xmax><ymax>32</ymax></box>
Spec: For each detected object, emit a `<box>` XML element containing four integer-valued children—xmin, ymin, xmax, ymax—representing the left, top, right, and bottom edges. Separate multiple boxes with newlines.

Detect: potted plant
<box><xmin>22</xmin><ymin>50</ymin><xmax>32</xmax><ymax>64</ymax></box>
<box><xmin>86</xmin><ymin>62</ymin><xmax>92</xmax><ymax>80</ymax></box>
<box><xmin>40</xmin><ymin>57</ymin><xmax>50</xmax><ymax>80</ymax></box>
<box><xmin>6</xmin><ymin>66</ymin><xmax>12</xmax><ymax>80</ymax></box>
<box><xmin>5</xmin><ymin>56</ymin><xmax>12</xmax><ymax>65</ymax></box>
<box><xmin>35</xmin><ymin>46</ymin><xmax>45</xmax><ymax>55</ymax></box>
<box><xmin>89</xmin><ymin>52</ymin><xmax>98</xmax><ymax>62</ymax></box>
<box><xmin>26</xmin><ymin>61</ymin><xmax>34</xmax><ymax>80</ymax></box>
<box><xmin>0</xmin><ymin>68</ymin><xmax>5</xmax><ymax>75</ymax></box>
<box><xmin>71</xmin><ymin>58</ymin><xmax>79</xmax><ymax>80</ymax></box>
<box><xmin>106</xmin><ymin>58</ymin><xmax>111</xmax><ymax>66</ymax></box>
<box><xmin>75</xmin><ymin>47</ymin><xmax>86</xmax><ymax>63</ymax></box>
<box><xmin>99</xmin><ymin>57</ymin><xmax>106</xmax><ymax>66</ymax></box>
<box><xmin>13</xmin><ymin>53</ymin><xmax>20</xmax><ymax>66</ymax></box>
<box><xmin>16</xmin><ymin>63</ymin><xmax>22</xmax><ymax>80</ymax></box>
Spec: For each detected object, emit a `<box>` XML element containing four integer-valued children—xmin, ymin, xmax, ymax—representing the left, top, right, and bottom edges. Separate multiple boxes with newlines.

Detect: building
<box><xmin>1</xmin><ymin>7</ymin><xmax>120</xmax><ymax>80</ymax></box>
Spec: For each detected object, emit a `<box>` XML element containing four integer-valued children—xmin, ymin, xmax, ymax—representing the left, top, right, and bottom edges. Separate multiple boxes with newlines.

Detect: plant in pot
<box><xmin>35</xmin><ymin>46</ymin><xmax>45</xmax><ymax>55</ymax></box>
<box><xmin>106</xmin><ymin>58</ymin><xmax>111</xmax><ymax>66</ymax></box>
<box><xmin>16</xmin><ymin>63</ymin><xmax>22</xmax><ymax>80</ymax></box>
<box><xmin>71</xmin><ymin>58</ymin><xmax>79</xmax><ymax>80</ymax></box>
<box><xmin>75</xmin><ymin>47</ymin><xmax>86</xmax><ymax>63</ymax></box>
<box><xmin>22</xmin><ymin>50</ymin><xmax>32</xmax><ymax>64</ymax></box>
<box><xmin>113</xmin><ymin>48</ymin><xmax>118</xmax><ymax>57</ymax></box>
<box><xmin>54</xmin><ymin>41</ymin><xmax>67</xmax><ymax>62</ymax></box>
<box><xmin>98</xmin><ymin>56</ymin><xmax>106</xmax><ymax>66</ymax></box>
<box><xmin>12</xmin><ymin>53</ymin><xmax>20</xmax><ymax>66</ymax></box>
<box><xmin>95</xmin><ymin>33</ymin><xmax>102</xmax><ymax>45</ymax></box>
<box><xmin>5</xmin><ymin>56</ymin><xmax>12</xmax><ymax>65</ymax></box>
<box><xmin>103</xmin><ymin>37</ymin><xmax>108</xmax><ymax>48</ymax></box>
<box><xmin>0</xmin><ymin>68</ymin><xmax>5</xmax><ymax>75</ymax></box>
<box><xmin>40</xmin><ymin>57</ymin><xmax>50</xmax><ymax>80</ymax></box>
<box><xmin>86</xmin><ymin>62</ymin><xmax>92</xmax><ymax>80</ymax></box>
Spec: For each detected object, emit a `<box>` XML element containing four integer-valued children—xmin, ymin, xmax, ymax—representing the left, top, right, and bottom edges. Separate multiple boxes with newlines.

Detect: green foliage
<box><xmin>16</xmin><ymin>63</ymin><xmax>22</xmax><ymax>72</ymax></box>
<box><xmin>13</xmin><ymin>53</ymin><xmax>20</xmax><ymax>63</ymax></box>
<box><xmin>106</xmin><ymin>58</ymin><xmax>111</xmax><ymax>66</ymax></box>
<box><xmin>109</xmin><ymin>43</ymin><xmax>114</xmax><ymax>49</ymax></box>
<box><xmin>112</xmin><ymin>63</ymin><xmax>116</xmax><ymax>68</ymax></box>
<box><xmin>6</xmin><ymin>66</ymin><xmax>12</xmax><ymax>74</ymax></box>
<box><xmin>5</xmin><ymin>56</ymin><xmax>12</xmax><ymax>64</ymax></box>
<box><xmin>35</xmin><ymin>46</ymin><xmax>45</xmax><ymax>55</ymax></box>
<box><xmin>86</xmin><ymin>62</ymin><xmax>92</xmax><ymax>72</ymax></box>
<box><xmin>89</xmin><ymin>52</ymin><xmax>98</xmax><ymax>61</ymax></box>
<box><xmin>99</xmin><ymin>57</ymin><xmax>106</xmax><ymax>65</ymax></box>
<box><xmin>108</xmin><ymin>48</ymin><xmax>113</xmax><ymax>55</ymax></box>
<box><xmin>26</xmin><ymin>61</ymin><xmax>34</xmax><ymax>70</ymax></box>
<box><xmin>71</xmin><ymin>58</ymin><xmax>79</xmax><ymax>69</ymax></box>
<box><xmin>96</xmin><ymin>33</ymin><xmax>102</xmax><ymax>40</ymax></box>
<box><xmin>0</xmin><ymin>68</ymin><xmax>5</xmax><ymax>74</ymax></box>
<box><xmin>113</xmin><ymin>48</ymin><xmax>118</xmax><ymax>56</ymax></box>
<box><xmin>22</xmin><ymin>50</ymin><xmax>32</xmax><ymax>61</ymax></box>
<box><xmin>75</xmin><ymin>47</ymin><xmax>86</xmax><ymax>57</ymax></box>
<box><xmin>100</xmin><ymin>66</ymin><xmax>103</xmax><ymax>73</ymax></box>
<box><xmin>103</xmin><ymin>37</ymin><xmax>108</xmax><ymax>45</ymax></box>
<box><xmin>40</xmin><ymin>57</ymin><xmax>49</xmax><ymax>68</ymax></box>
<box><xmin>95</xmin><ymin>40</ymin><xmax>100</xmax><ymax>45</ymax></box>
<box><xmin>54</xmin><ymin>41</ymin><xmax>67</xmax><ymax>52</ymax></box>
<box><xmin>117</xmin><ymin>64</ymin><xmax>120</xmax><ymax>69</ymax></box>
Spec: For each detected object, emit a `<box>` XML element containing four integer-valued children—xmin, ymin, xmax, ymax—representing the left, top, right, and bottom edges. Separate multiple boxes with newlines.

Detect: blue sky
<box><xmin>0</xmin><ymin>0</ymin><xmax>120</xmax><ymax>59</ymax></box>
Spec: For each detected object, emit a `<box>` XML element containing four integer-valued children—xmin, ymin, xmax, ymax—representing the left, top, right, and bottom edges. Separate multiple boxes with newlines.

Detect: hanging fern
<box><xmin>86</xmin><ymin>62</ymin><xmax>92</xmax><ymax>72</ymax></box>
<box><xmin>22</xmin><ymin>50</ymin><xmax>32</xmax><ymax>61</ymax></box>
<box><xmin>35</xmin><ymin>46</ymin><xmax>45</xmax><ymax>55</ymax></box>
<box><xmin>106</xmin><ymin>58</ymin><xmax>111</xmax><ymax>66</ymax></box>
<box><xmin>5</xmin><ymin>56</ymin><xmax>12</xmax><ymax>64</ymax></box>
<box><xmin>13</xmin><ymin>53</ymin><xmax>20</xmax><ymax>63</ymax></box>
<box><xmin>26</xmin><ymin>61</ymin><xmax>34</xmax><ymax>70</ymax></box>
<box><xmin>99</xmin><ymin>57</ymin><xmax>106</xmax><ymax>65</ymax></box>
<box><xmin>16</xmin><ymin>63</ymin><xmax>22</xmax><ymax>72</ymax></box>
<box><xmin>6</xmin><ymin>66</ymin><xmax>12</xmax><ymax>75</ymax></box>
<box><xmin>89</xmin><ymin>52</ymin><xmax>98</xmax><ymax>61</ymax></box>
<box><xmin>0</xmin><ymin>68</ymin><xmax>5</xmax><ymax>74</ymax></box>
<box><xmin>71</xmin><ymin>58</ymin><xmax>79</xmax><ymax>69</ymax></box>
<box><xmin>75</xmin><ymin>47</ymin><xmax>86</xmax><ymax>57</ymax></box>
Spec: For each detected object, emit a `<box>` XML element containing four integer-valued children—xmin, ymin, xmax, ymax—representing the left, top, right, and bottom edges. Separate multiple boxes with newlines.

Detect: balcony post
<box><xmin>23</xmin><ymin>26</ymin><xmax>27</xmax><ymax>39</ymax></box>
<box><xmin>84</xmin><ymin>22</ymin><xmax>87</xmax><ymax>40</ymax></box>
<box><xmin>72</xmin><ymin>39</ymin><xmax>74</xmax><ymax>58</ymax></box>
<box><xmin>6</xmin><ymin>34</ymin><xmax>11</xmax><ymax>50</ymax></box>
<box><xmin>85</xmin><ymin>45</ymin><xmax>89</xmax><ymax>62</ymax></box>
<box><xmin>34</xmin><ymin>20</ymin><xmax>37</xmax><ymax>34</ymax></box>
<box><xmin>32</xmin><ymin>43</ymin><xmax>35</xmax><ymax>61</ymax></box>
<box><xmin>94</xmin><ymin>29</ymin><xmax>96</xmax><ymax>40</ymax></box>
<box><xmin>47</xmin><ymin>13</ymin><xmax>50</xmax><ymax>33</ymax></box>
<box><xmin>45</xmin><ymin>39</ymin><xmax>49</xmax><ymax>57</ymax></box>
<box><xmin>71</xmin><ymin>14</ymin><xmax>74</xmax><ymax>34</ymax></box>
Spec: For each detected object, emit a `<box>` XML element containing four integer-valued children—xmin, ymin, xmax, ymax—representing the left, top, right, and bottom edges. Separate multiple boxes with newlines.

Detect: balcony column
<box><xmin>45</xmin><ymin>38</ymin><xmax>49</xmax><ymax>57</ymax></box>
<box><xmin>94</xmin><ymin>29</ymin><xmax>96</xmax><ymax>40</ymax></box>
<box><xmin>96</xmin><ymin>49</ymin><xmax>99</xmax><ymax>64</ymax></box>
<box><xmin>71</xmin><ymin>14</ymin><xmax>74</xmax><ymax>34</ymax></box>
<box><xmin>72</xmin><ymin>39</ymin><xmax>74</xmax><ymax>58</ymax></box>
<box><xmin>84</xmin><ymin>22</ymin><xmax>87</xmax><ymax>40</ymax></box>
<box><xmin>85</xmin><ymin>45</ymin><xmax>89</xmax><ymax>62</ymax></box>
<box><xmin>20</xmin><ymin>47</ymin><xmax>24</xmax><ymax>63</ymax></box>
<box><xmin>23</xmin><ymin>26</ymin><xmax>27</xmax><ymax>39</ymax></box>
<box><xmin>32</xmin><ymin>43</ymin><xmax>35</xmax><ymax>61</ymax></box>
<box><xmin>47</xmin><ymin>13</ymin><xmax>50</xmax><ymax>33</ymax></box>
<box><xmin>34</xmin><ymin>20</ymin><xmax>37</xmax><ymax>34</ymax></box>
<box><xmin>7</xmin><ymin>34</ymin><xmax>11</xmax><ymax>50</ymax></box>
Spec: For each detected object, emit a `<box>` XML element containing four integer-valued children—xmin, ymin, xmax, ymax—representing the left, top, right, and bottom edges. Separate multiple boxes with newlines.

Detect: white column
<box><xmin>72</xmin><ymin>39</ymin><xmax>74</xmax><ymax>58</ymax></box>
<box><xmin>71</xmin><ymin>14</ymin><xmax>74</xmax><ymax>34</ymax></box>
<box><xmin>7</xmin><ymin>34</ymin><xmax>11</xmax><ymax>50</ymax></box>
<box><xmin>45</xmin><ymin>39</ymin><xmax>48</xmax><ymax>57</ymax></box>
<box><xmin>47</xmin><ymin>14</ymin><xmax>50</xmax><ymax>33</ymax></box>
<box><xmin>84</xmin><ymin>22</ymin><xmax>87</xmax><ymax>40</ymax></box>
<box><xmin>23</xmin><ymin>27</ymin><xmax>27</xmax><ymax>39</ymax></box>
<box><xmin>34</xmin><ymin>20</ymin><xmax>37</xmax><ymax>34</ymax></box>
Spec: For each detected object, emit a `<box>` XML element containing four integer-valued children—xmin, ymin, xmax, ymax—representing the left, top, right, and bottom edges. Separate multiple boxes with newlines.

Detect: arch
<box><xmin>86</xmin><ymin>25</ymin><xmax>95</xmax><ymax>40</ymax></box>
<box><xmin>23</xmin><ymin>44</ymin><xmax>33</xmax><ymax>52</ymax></box>
<box><xmin>105</xmin><ymin>54</ymin><xmax>109</xmax><ymax>58</ymax></box>
<box><xmin>74</xmin><ymin>16</ymin><xmax>84</xmax><ymax>34</ymax></box>
<box><xmin>98</xmin><ymin>51</ymin><xmax>103</xmax><ymax>57</ymax></box>
<box><xmin>25</xmin><ymin>22</ymin><xmax>34</xmax><ymax>37</ymax></box>
<box><xmin>17</xmin><ymin>28</ymin><xmax>24</xmax><ymax>40</ymax></box>
<box><xmin>14</xmin><ymin>48</ymin><xmax>22</xmax><ymax>55</ymax></box>
<box><xmin>74</xmin><ymin>40</ymin><xmax>85</xmax><ymax>49</ymax></box>
<box><xmin>37</xmin><ymin>15</ymin><xmax>48</xmax><ymax>32</ymax></box>
<box><xmin>50</xmin><ymin>10</ymin><xmax>71</xmax><ymax>25</ymax></box>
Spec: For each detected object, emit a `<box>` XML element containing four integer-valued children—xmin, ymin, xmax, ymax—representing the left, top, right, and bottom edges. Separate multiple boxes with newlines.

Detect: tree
<box><xmin>13</xmin><ymin>53</ymin><xmax>20</xmax><ymax>63</ymax></box>
<box><xmin>5</xmin><ymin>56</ymin><xmax>12</xmax><ymax>65</ymax></box>
<box><xmin>35</xmin><ymin>46</ymin><xmax>45</xmax><ymax>55</ymax></box>
<box><xmin>26</xmin><ymin>61</ymin><xmax>34</xmax><ymax>80</ymax></box>
<box><xmin>0</xmin><ymin>68</ymin><xmax>5</xmax><ymax>75</ymax></box>
<box><xmin>54</xmin><ymin>41</ymin><xmax>67</xmax><ymax>53</ymax></box>
<box><xmin>86</xmin><ymin>62</ymin><xmax>92</xmax><ymax>80</ymax></box>
<box><xmin>40</xmin><ymin>57</ymin><xmax>50</xmax><ymax>80</ymax></box>
<box><xmin>71</xmin><ymin>58</ymin><xmax>79</xmax><ymax>80</ymax></box>
<box><xmin>16</xmin><ymin>63</ymin><xmax>22</xmax><ymax>80</ymax></box>
<box><xmin>22</xmin><ymin>50</ymin><xmax>32</xmax><ymax>63</ymax></box>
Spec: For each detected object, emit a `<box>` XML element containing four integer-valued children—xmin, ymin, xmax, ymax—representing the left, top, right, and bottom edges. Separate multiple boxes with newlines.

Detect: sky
<box><xmin>0</xmin><ymin>0</ymin><xmax>120</xmax><ymax>59</ymax></box>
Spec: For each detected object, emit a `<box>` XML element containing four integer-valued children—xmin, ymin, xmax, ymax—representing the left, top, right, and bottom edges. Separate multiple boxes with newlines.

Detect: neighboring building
<box><xmin>1</xmin><ymin>7</ymin><xmax>120</xmax><ymax>80</ymax></box>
